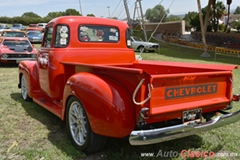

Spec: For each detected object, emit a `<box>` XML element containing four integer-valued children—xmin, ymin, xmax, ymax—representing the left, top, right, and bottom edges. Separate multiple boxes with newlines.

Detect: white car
<box><xmin>130</xmin><ymin>36</ymin><xmax>159</xmax><ymax>52</ymax></box>
<box><xmin>37</xmin><ymin>23</ymin><xmax>47</xmax><ymax>29</ymax></box>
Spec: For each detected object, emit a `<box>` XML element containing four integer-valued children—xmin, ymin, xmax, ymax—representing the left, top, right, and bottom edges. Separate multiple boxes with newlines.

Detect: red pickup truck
<box><xmin>18</xmin><ymin>16</ymin><xmax>240</xmax><ymax>153</ymax></box>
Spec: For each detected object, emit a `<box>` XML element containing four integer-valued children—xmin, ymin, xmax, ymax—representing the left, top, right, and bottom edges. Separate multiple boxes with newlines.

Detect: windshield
<box><xmin>2</xmin><ymin>31</ymin><xmax>26</xmax><ymax>37</ymax></box>
<box><xmin>3</xmin><ymin>40</ymin><xmax>30</xmax><ymax>47</ymax></box>
<box><xmin>12</xmin><ymin>24</ymin><xmax>21</xmax><ymax>27</ymax></box>
<box><xmin>133</xmin><ymin>37</ymin><xmax>142</xmax><ymax>41</ymax></box>
<box><xmin>27</xmin><ymin>31</ymin><xmax>42</xmax><ymax>36</ymax></box>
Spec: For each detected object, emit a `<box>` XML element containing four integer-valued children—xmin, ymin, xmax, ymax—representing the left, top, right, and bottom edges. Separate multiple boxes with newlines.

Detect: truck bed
<box><xmin>62</xmin><ymin>60</ymin><xmax>237</xmax><ymax>121</ymax></box>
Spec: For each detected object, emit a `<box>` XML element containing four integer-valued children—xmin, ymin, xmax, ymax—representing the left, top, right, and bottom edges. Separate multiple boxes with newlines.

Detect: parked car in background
<box><xmin>130</xmin><ymin>36</ymin><xmax>159</xmax><ymax>52</ymax></box>
<box><xmin>10</xmin><ymin>23</ymin><xmax>25</xmax><ymax>31</ymax></box>
<box><xmin>27</xmin><ymin>30</ymin><xmax>43</xmax><ymax>43</ymax></box>
<box><xmin>37</xmin><ymin>23</ymin><xmax>47</xmax><ymax>29</ymax></box>
<box><xmin>1</xmin><ymin>30</ymin><xmax>27</xmax><ymax>37</ymax></box>
<box><xmin>0</xmin><ymin>24</ymin><xmax>10</xmax><ymax>34</ymax></box>
<box><xmin>0</xmin><ymin>37</ymin><xmax>38</xmax><ymax>65</ymax></box>
<box><xmin>26</xmin><ymin>24</ymin><xmax>44</xmax><ymax>32</ymax></box>
<box><xmin>0</xmin><ymin>24</ymin><xmax>8</xmax><ymax>29</ymax></box>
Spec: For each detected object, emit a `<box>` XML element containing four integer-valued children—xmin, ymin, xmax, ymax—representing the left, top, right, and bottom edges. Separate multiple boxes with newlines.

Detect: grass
<box><xmin>1</xmin><ymin>43</ymin><xmax>240</xmax><ymax>160</ymax></box>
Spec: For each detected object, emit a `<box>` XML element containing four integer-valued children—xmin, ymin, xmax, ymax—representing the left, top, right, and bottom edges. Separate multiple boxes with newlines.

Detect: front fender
<box><xmin>63</xmin><ymin>72</ymin><xmax>135</xmax><ymax>138</ymax></box>
<box><xmin>18</xmin><ymin>61</ymin><xmax>39</xmax><ymax>98</ymax></box>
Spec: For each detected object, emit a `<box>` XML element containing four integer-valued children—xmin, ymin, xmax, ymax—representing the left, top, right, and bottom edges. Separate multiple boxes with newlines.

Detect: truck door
<box><xmin>37</xmin><ymin>24</ymin><xmax>69</xmax><ymax>100</ymax></box>
<box><xmin>38</xmin><ymin>25</ymin><xmax>55</xmax><ymax>98</ymax></box>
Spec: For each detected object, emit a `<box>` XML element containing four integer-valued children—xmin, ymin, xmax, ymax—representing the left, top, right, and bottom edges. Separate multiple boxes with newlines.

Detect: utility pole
<box><xmin>137</xmin><ymin>0</ymin><xmax>147</xmax><ymax>41</ymax></box>
<box><xmin>123</xmin><ymin>0</ymin><xmax>132</xmax><ymax>31</ymax></box>
<box><xmin>78</xmin><ymin>0</ymin><xmax>83</xmax><ymax>15</ymax></box>
<box><xmin>107</xmin><ymin>6</ymin><xmax>110</xmax><ymax>18</ymax></box>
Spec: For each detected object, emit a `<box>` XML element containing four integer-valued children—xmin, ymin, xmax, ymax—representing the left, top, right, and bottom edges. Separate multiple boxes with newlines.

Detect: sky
<box><xmin>0</xmin><ymin>0</ymin><xmax>239</xmax><ymax>19</ymax></box>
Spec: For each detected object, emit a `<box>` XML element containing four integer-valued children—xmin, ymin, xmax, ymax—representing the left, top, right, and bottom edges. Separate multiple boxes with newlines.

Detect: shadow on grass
<box><xmin>0</xmin><ymin>63</ymin><xmax>19</xmax><ymax>68</ymax></box>
<box><xmin>103</xmin><ymin>135</ymin><xmax>224</xmax><ymax>160</ymax></box>
<box><xmin>10</xmin><ymin>92</ymin><xmax>224</xmax><ymax>160</ymax></box>
<box><xmin>10</xmin><ymin>93</ymin><xmax>85</xmax><ymax>159</ymax></box>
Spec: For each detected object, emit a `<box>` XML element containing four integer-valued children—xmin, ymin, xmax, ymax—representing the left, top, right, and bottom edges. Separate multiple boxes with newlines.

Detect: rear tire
<box><xmin>66</xmin><ymin>96</ymin><xmax>107</xmax><ymax>154</ymax></box>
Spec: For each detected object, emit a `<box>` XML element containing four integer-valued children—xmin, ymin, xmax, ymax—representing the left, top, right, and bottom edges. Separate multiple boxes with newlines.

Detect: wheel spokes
<box><xmin>69</xmin><ymin>101</ymin><xmax>87</xmax><ymax>145</ymax></box>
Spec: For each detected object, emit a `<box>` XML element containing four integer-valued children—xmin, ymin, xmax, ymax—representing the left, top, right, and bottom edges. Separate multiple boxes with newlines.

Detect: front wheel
<box><xmin>137</xmin><ymin>46</ymin><xmax>145</xmax><ymax>53</ymax></box>
<box><xmin>21</xmin><ymin>75</ymin><xmax>31</xmax><ymax>101</ymax></box>
<box><xmin>66</xmin><ymin>96</ymin><xmax>107</xmax><ymax>154</ymax></box>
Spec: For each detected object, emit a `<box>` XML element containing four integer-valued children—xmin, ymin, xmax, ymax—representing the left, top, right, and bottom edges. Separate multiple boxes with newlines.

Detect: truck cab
<box><xmin>18</xmin><ymin>16</ymin><xmax>240</xmax><ymax>154</ymax></box>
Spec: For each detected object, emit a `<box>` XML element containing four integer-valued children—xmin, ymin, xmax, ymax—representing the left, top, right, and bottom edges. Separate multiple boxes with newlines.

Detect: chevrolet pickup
<box><xmin>18</xmin><ymin>16</ymin><xmax>240</xmax><ymax>153</ymax></box>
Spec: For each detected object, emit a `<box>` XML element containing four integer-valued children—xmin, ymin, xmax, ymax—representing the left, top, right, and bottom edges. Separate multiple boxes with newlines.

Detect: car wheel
<box><xmin>66</xmin><ymin>96</ymin><xmax>107</xmax><ymax>154</ymax></box>
<box><xmin>21</xmin><ymin>75</ymin><xmax>31</xmax><ymax>101</ymax></box>
<box><xmin>137</xmin><ymin>46</ymin><xmax>145</xmax><ymax>53</ymax></box>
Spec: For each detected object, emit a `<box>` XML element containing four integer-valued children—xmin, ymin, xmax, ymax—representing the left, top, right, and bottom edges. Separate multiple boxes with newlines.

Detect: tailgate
<box><xmin>149</xmin><ymin>71</ymin><xmax>233</xmax><ymax>115</ymax></box>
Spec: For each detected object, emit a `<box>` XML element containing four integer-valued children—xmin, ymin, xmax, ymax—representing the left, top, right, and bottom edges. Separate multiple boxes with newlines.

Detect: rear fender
<box><xmin>62</xmin><ymin>72</ymin><xmax>135</xmax><ymax>138</ymax></box>
<box><xmin>18</xmin><ymin>61</ymin><xmax>39</xmax><ymax>98</ymax></box>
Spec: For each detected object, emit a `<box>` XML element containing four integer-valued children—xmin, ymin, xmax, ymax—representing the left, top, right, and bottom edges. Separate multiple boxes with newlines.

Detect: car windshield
<box><xmin>2</xmin><ymin>31</ymin><xmax>26</xmax><ymax>37</ymax></box>
<box><xmin>3</xmin><ymin>40</ymin><xmax>30</xmax><ymax>47</ymax></box>
<box><xmin>27</xmin><ymin>31</ymin><xmax>42</xmax><ymax>36</ymax></box>
<box><xmin>12</xmin><ymin>24</ymin><xmax>21</xmax><ymax>27</ymax></box>
<box><xmin>133</xmin><ymin>37</ymin><xmax>142</xmax><ymax>41</ymax></box>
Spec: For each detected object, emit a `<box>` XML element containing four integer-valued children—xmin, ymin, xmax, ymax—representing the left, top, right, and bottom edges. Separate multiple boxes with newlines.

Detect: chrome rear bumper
<box><xmin>129</xmin><ymin>110</ymin><xmax>240</xmax><ymax>145</ymax></box>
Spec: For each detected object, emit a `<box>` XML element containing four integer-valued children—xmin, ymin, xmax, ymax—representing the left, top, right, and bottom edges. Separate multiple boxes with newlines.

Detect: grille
<box><xmin>7</xmin><ymin>54</ymin><xmax>32</xmax><ymax>58</ymax></box>
<box><xmin>1</xmin><ymin>53</ymin><xmax>36</xmax><ymax>60</ymax></box>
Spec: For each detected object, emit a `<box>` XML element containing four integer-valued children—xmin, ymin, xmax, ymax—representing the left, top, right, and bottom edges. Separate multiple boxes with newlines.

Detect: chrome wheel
<box><xmin>66</xmin><ymin>97</ymin><xmax>107</xmax><ymax>153</ymax></box>
<box><xmin>21</xmin><ymin>75</ymin><xmax>30</xmax><ymax>101</ymax></box>
<box><xmin>138</xmin><ymin>46</ymin><xmax>145</xmax><ymax>53</ymax></box>
<box><xmin>68</xmin><ymin>100</ymin><xmax>87</xmax><ymax>146</ymax></box>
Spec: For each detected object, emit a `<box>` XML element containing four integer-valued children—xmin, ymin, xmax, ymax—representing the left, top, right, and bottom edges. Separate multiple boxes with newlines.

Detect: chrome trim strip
<box><xmin>129</xmin><ymin>110</ymin><xmax>240</xmax><ymax>145</ymax></box>
<box><xmin>1</xmin><ymin>58</ymin><xmax>36</xmax><ymax>60</ymax></box>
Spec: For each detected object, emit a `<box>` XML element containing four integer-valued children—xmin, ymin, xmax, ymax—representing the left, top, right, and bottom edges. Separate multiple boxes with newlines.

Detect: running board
<box><xmin>33</xmin><ymin>97</ymin><xmax>63</xmax><ymax>118</ymax></box>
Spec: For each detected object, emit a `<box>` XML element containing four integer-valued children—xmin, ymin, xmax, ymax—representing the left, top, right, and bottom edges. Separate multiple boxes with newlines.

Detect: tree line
<box><xmin>145</xmin><ymin>2</ymin><xmax>240</xmax><ymax>33</ymax></box>
<box><xmin>1</xmin><ymin>4</ymin><xmax>240</xmax><ymax>32</ymax></box>
<box><xmin>0</xmin><ymin>9</ymin><xmax>86</xmax><ymax>25</ymax></box>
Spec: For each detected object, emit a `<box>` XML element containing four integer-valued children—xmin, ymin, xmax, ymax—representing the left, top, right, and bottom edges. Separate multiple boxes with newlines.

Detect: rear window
<box><xmin>79</xmin><ymin>25</ymin><xmax>119</xmax><ymax>42</ymax></box>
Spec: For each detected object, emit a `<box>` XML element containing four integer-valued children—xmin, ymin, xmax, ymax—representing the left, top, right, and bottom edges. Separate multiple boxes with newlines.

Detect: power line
<box><xmin>111</xmin><ymin>0</ymin><xmax>122</xmax><ymax>17</ymax></box>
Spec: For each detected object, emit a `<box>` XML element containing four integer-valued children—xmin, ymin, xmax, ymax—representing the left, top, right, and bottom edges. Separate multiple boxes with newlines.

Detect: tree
<box><xmin>165</xmin><ymin>15</ymin><xmax>182</xmax><ymax>22</ymax></box>
<box><xmin>46</xmin><ymin>11</ymin><xmax>65</xmax><ymax>18</ymax></box>
<box><xmin>65</xmin><ymin>9</ymin><xmax>81</xmax><ymax>16</ymax></box>
<box><xmin>213</xmin><ymin>1</ymin><xmax>226</xmax><ymax>32</ymax></box>
<box><xmin>86</xmin><ymin>14</ymin><xmax>95</xmax><ymax>17</ymax></box>
<box><xmin>111</xmin><ymin>17</ymin><xmax>118</xmax><ymax>20</ymax></box>
<box><xmin>21</xmin><ymin>12</ymin><xmax>43</xmax><ymax>25</ymax></box>
<box><xmin>230</xmin><ymin>19</ymin><xmax>240</xmax><ymax>32</ymax></box>
<box><xmin>21</xmin><ymin>12</ymin><xmax>41</xmax><ymax>19</ymax></box>
<box><xmin>233</xmin><ymin>6</ymin><xmax>240</xmax><ymax>14</ymax></box>
<box><xmin>145</xmin><ymin>4</ymin><xmax>169</xmax><ymax>22</ymax></box>
<box><xmin>183</xmin><ymin>11</ymin><xmax>198</xmax><ymax>31</ymax></box>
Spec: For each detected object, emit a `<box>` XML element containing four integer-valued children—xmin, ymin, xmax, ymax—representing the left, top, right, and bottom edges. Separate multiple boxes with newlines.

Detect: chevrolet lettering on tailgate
<box><xmin>165</xmin><ymin>83</ymin><xmax>218</xmax><ymax>99</ymax></box>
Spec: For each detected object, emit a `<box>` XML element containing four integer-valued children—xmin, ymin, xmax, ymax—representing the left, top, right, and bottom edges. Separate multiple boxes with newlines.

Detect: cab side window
<box><xmin>42</xmin><ymin>27</ymin><xmax>53</xmax><ymax>48</ymax></box>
